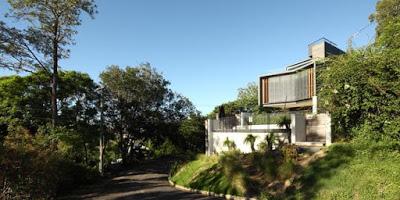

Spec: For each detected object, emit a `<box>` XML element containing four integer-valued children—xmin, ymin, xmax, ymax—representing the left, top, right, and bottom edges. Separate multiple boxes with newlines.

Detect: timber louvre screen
<box><xmin>266</xmin><ymin>69</ymin><xmax>312</xmax><ymax>104</ymax></box>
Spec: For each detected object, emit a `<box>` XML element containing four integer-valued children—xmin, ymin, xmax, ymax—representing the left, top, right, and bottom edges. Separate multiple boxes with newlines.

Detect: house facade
<box><xmin>205</xmin><ymin>39</ymin><xmax>344</xmax><ymax>155</ymax></box>
<box><xmin>258</xmin><ymin>38</ymin><xmax>344</xmax><ymax>114</ymax></box>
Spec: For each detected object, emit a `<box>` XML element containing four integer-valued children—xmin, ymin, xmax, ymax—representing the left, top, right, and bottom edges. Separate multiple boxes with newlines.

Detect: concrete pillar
<box><xmin>325</xmin><ymin>114</ymin><xmax>332</xmax><ymax>146</ymax></box>
<box><xmin>312</xmin><ymin>96</ymin><xmax>318</xmax><ymax>114</ymax></box>
<box><xmin>240</xmin><ymin>112</ymin><xmax>251</xmax><ymax>127</ymax></box>
<box><xmin>291</xmin><ymin>113</ymin><xmax>306</xmax><ymax>143</ymax></box>
<box><xmin>206</xmin><ymin>119</ymin><xmax>214</xmax><ymax>155</ymax></box>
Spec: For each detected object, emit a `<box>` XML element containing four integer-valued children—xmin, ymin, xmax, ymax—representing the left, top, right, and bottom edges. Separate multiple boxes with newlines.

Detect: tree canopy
<box><xmin>319</xmin><ymin>0</ymin><xmax>400</xmax><ymax>142</ymax></box>
<box><xmin>0</xmin><ymin>0</ymin><xmax>97</xmax><ymax>125</ymax></box>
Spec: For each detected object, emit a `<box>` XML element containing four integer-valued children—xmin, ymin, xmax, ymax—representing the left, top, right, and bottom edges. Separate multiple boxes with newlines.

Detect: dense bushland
<box><xmin>0</xmin><ymin>127</ymin><xmax>98</xmax><ymax>199</ymax></box>
<box><xmin>319</xmin><ymin>0</ymin><xmax>400</xmax><ymax>143</ymax></box>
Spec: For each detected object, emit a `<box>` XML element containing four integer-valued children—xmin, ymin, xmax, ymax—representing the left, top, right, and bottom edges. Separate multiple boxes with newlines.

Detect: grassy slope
<box><xmin>171</xmin><ymin>155</ymin><xmax>241</xmax><ymax>195</ymax></box>
<box><xmin>292</xmin><ymin>143</ymin><xmax>400</xmax><ymax>200</ymax></box>
<box><xmin>171</xmin><ymin>143</ymin><xmax>400</xmax><ymax>199</ymax></box>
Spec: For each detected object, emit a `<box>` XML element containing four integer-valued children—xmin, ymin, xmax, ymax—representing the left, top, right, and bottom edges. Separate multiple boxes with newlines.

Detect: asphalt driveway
<box><xmin>61</xmin><ymin>158</ymin><xmax>222</xmax><ymax>200</ymax></box>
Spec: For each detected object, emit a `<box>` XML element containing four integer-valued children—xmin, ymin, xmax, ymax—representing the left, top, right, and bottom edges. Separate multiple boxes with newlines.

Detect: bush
<box><xmin>152</xmin><ymin>139</ymin><xmax>183</xmax><ymax>158</ymax></box>
<box><xmin>223</xmin><ymin>137</ymin><xmax>237</xmax><ymax>151</ymax></box>
<box><xmin>280</xmin><ymin>144</ymin><xmax>298</xmax><ymax>162</ymax></box>
<box><xmin>0</xmin><ymin>127</ymin><xmax>99</xmax><ymax>199</ymax></box>
<box><xmin>319</xmin><ymin>48</ymin><xmax>400</xmax><ymax>142</ymax></box>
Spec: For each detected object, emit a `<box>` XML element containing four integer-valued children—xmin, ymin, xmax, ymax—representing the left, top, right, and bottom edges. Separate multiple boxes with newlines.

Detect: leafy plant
<box><xmin>244</xmin><ymin>134</ymin><xmax>258</xmax><ymax>152</ymax></box>
<box><xmin>276</xmin><ymin>115</ymin><xmax>291</xmax><ymax>143</ymax></box>
<box><xmin>265</xmin><ymin>133</ymin><xmax>277</xmax><ymax>152</ymax></box>
<box><xmin>223</xmin><ymin>137</ymin><xmax>237</xmax><ymax>151</ymax></box>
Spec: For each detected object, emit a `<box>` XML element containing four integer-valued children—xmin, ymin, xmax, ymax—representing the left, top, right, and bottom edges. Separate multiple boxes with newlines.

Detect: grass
<box><xmin>170</xmin><ymin>150</ymin><xmax>298</xmax><ymax>197</ymax></box>
<box><xmin>171</xmin><ymin>142</ymin><xmax>400</xmax><ymax>199</ymax></box>
<box><xmin>289</xmin><ymin>142</ymin><xmax>400</xmax><ymax>200</ymax></box>
<box><xmin>170</xmin><ymin>154</ymin><xmax>244</xmax><ymax>196</ymax></box>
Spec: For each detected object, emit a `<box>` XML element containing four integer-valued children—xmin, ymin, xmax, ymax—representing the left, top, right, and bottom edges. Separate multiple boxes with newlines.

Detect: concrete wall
<box><xmin>305</xmin><ymin>113</ymin><xmax>332</xmax><ymax>145</ymax></box>
<box><xmin>291</xmin><ymin>113</ymin><xmax>306</xmax><ymax>143</ymax></box>
<box><xmin>207</xmin><ymin>132</ymin><xmax>288</xmax><ymax>154</ymax></box>
<box><xmin>205</xmin><ymin>113</ymin><xmax>332</xmax><ymax>155</ymax></box>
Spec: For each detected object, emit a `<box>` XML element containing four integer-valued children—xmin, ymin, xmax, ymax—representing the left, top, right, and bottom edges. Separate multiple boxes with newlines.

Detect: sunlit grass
<box><xmin>171</xmin><ymin>153</ymin><xmax>250</xmax><ymax>196</ymax></box>
<box><xmin>292</xmin><ymin>143</ymin><xmax>400</xmax><ymax>200</ymax></box>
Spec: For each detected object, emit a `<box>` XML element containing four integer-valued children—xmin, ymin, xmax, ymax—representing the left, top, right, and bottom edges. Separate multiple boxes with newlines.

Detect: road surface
<box><xmin>61</xmin><ymin>158</ymin><xmax>221</xmax><ymax>200</ymax></box>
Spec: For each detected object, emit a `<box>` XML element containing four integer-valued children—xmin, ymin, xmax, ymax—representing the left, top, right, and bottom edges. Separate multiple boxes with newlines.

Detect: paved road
<box><xmin>61</xmin><ymin>159</ymin><xmax>222</xmax><ymax>200</ymax></box>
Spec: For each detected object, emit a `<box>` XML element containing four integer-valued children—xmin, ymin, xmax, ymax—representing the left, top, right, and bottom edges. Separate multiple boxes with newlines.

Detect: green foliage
<box><xmin>171</xmin><ymin>153</ymin><xmax>249</xmax><ymax>196</ymax></box>
<box><xmin>280</xmin><ymin>144</ymin><xmax>298</xmax><ymax>162</ymax></box>
<box><xmin>265</xmin><ymin>134</ymin><xmax>277</xmax><ymax>152</ymax></box>
<box><xmin>0</xmin><ymin>71</ymin><xmax>98</xmax><ymax>130</ymax></box>
<box><xmin>223</xmin><ymin>137</ymin><xmax>237</xmax><ymax>151</ymax></box>
<box><xmin>178</xmin><ymin>114</ymin><xmax>206</xmax><ymax>153</ymax></box>
<box><xmin>208</xmin><ymin>82</ymin><xmax>273</xmax><ymax>118</ymax></box>
<box><xmin>236</xmin><ymin>82</ymin><xmax>259</xmax><ymax>112</ymax></box>
<box><xmin>319</xmin><ymin>0</ymin><xmax>400</xmax><ymax>143</ymax></box>
<box><xmin>0</xmin><ymin>0</ymin><xmax>97</xmax><ymax>72</ymax></box>
<box><xmin>252</xmin><ymin>113</ymin><xmax>288</xmax><ymax>125</ymax></box>
<box><xmin>0</xmin><ymin>127</ymin><xmax>99</xmax><ymax>199</ymax></box>
<box><xmin>152</xmin><ymin>139</ymin><xmax>182</xmax><ymax>158</ymax></box>
<box><xmin>276</xmin><ymin>115</ymin><xmax>291</xmax><ymax>130</ymax></box>
<box><xmin>100</xmin><ymin>64</ymin><xmax>198</xmax><ymax>164</ymax></box>
<box><xmin>244</xmin><ymin>134</ymin><xmax>258</xmax><ymax>152</ymax></box>
<box><xmin>370</xmin><ymin>0</ymin><xmax>400</xmax><ymax>49</ymax></box>
<box><xmin>319</xmin><ymin>48</ymin><xmax>400</xmax><ymax>141</ymax></box>
<box><xmin>172</xmin><ymin>151</ymin><xmax>300</xmax><ymax>198</ymax></box>
<box><xmin>257</xmin><ymin>141</ymin><xmax>268</xmax><ymax>153</ymax></box>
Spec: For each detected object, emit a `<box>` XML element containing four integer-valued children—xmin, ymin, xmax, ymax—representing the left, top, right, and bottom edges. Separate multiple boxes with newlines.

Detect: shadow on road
<box><xmin>59</xmin><ymin>158</ymin><xmax>221</xmax><ymax>200</ymax></box>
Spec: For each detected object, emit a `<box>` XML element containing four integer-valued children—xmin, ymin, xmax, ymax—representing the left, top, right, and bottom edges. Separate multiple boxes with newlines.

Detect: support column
<box><xmin>206</xmin><ymin>119</ymin><xmax>214</xmax><ymax>155</ymax></box>
<box><xmin>291</xmin><ymin>113</ymin><xmax>306</xmax><ymax>143</ymax></box>
<box><xmin>312</xmin><ymin>96</ymin><xmax>318</xmax><ymax>114</ymax></box>
<box><xmin>325</xmin><ymin>114</ymin><xmax>332</xmax><ymax>146</ymax></box>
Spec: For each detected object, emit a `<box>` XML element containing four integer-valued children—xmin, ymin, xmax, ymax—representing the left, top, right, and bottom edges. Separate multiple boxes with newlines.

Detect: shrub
<box><xmin>319</xmin><ymin>48</ymin><xmax>400</xmax><ymax>142</ymax></box>
<box><xmin>153</xmin><ymin>139</ymin><xmax>183</xmax><ymax>158</ymax></box>
<box><xmin>219</xmin><ymin>150</ymin><xmax>249</xmax><ymax>195</ymax></box>
<box><xmin>244</xmin><ymin>134</ymin><xmax>258</xmax><ymax>152</ymax></box>
<box><xmin>277</xmin><ymin>160</ymin><xmax>296</xmax><ymax>180</ymax></box>
<box><xmin>280</xmin><ymin>144</ymin><xmax>298</xmax><ymax>162</ymax></box>
<box><xmin>0</xmin><ymin>127</ymin><xmax>99</xmax><ymax>199</ymax></box>
<box><xmin>223</xmin><ymin>137</ymin><xmax>237</xmax><ymax>151</ymax></box>
<box><xmin>257</xmin><ymin>142</ymin><xmax>268</xmax><ymax>153</ymax></box>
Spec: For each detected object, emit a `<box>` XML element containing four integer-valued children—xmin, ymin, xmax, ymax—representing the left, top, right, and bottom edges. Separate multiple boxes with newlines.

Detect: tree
<box><xmin>100</xmin><ymin>64</ymin><xmax>173</xmax><ymax>163</ymax></box>
<box><xmin>370</xmin><ymin>0</ymin><xmax>400</xmax><ymax>49</ymax></box>
<box><xmin>209</xmin><ymin>82</ymin><xmax>273</xmax><ymax>118</ymax></box>
<box><xmin>318</xmin><ymin>0</ymin><xmax>400</xmax><ymax>142</ymax></box>
<box><xmin>178</xmin><ymin>114</ymin><xmax>206</xmax><ymax>153</ymax></box>
<box><xmin>0</xmin><ymin>0</ymin><xmax>97</xmax><ymax>126</ymax></box>
<box><xmin>244</xmin><ymin>134</ymin><xmax>258</xmax><ymax>152</ymax></box>
<box><xmin>276</xmin><ymin>115</ymin><xmax>291</xmax><ymax>143</ymax></box>
<box><xmin>0</xmin><ymin>70</ymin><xmax>99</xmax><ymax>158</ymax></box>
<box><xmin>237</xmin><ymin>82</ymin><xmax>258</xmax><ymax>112</ymax></box>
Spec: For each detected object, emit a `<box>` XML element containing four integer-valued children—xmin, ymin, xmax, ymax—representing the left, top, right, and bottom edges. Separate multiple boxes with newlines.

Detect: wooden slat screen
<box><xmin>261</xmin><ymin>67</ymin><xmax>314</xmax><ymax>105</ymax></box>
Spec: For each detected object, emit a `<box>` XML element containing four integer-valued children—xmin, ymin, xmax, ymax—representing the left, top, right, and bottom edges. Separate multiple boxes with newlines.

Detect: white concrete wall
<box><xmin>209</xmin><ymin>131</ymin><xmax>288</xmax><ymax>154</ymax></box>
<box><xmin>291</xmin><ymin>113</ymin><xmax>306</xmax><ymax>143</ymax></box>
<box><xmin>305</xmin><ymin>113</ymin><xmax>332</xmax><ymax>145</ymax></box>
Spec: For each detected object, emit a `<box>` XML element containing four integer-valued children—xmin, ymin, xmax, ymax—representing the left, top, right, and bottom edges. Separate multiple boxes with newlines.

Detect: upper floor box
<box><xmin>259</xmin><ymin>38</ymin><xmax>345</xmax><ymax>109</ymax></box>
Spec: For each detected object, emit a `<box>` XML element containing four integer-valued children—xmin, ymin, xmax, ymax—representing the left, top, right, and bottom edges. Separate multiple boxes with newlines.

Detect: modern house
<box><xmin>206</xmin><ymin>39</ymin><xmax>344</xmax><ymax>155</ymax></box>
<box><xmin>258</xmin><ymin>38</ymin><xmax>345</xmax><ymax>114</ymax></box>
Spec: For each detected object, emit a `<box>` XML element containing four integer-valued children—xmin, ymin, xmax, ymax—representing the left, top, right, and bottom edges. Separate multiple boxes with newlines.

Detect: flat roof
<box><xmin>259</xmin><ymin>58</ymin><xmax>314</xmax><ymax>78</ymax></box>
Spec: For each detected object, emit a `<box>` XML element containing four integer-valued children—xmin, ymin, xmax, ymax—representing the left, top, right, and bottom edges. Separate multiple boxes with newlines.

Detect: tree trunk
<box><xmin>51</xmin><ymin>61</ymin><xmax>57</xmax><ymax>126</ymax></box>
<box><xmin>51</xmin><ymin>21</ymin><xmax>59</xmax><ymax>127</ymax></box>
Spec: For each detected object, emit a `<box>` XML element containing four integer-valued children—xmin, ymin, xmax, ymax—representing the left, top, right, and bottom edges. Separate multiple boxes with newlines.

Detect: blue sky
<box><xmin>0</xmin><ymin>0</ymin><xmax>377</xmax><ymax>114</ymax></box>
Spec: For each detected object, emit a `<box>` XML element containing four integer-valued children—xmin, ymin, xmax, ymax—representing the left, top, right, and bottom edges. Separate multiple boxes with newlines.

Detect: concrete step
<box><xmin>295</xmin><ymin>141</ymin><xmax>326</xmax><ymax>147</ymax></box>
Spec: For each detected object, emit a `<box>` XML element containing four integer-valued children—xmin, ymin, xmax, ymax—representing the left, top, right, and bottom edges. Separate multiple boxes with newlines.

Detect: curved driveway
<box><xmin>61</xmin><ymin>159</ymin><xmax>221</xmax><ymax>200</ymax></box>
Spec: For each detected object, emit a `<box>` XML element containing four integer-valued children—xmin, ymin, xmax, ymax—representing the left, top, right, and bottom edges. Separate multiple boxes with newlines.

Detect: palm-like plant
<box><xmin>265</xmin><ymin>133</ymin><xmax>276</xmax><ymax>152</ymax></box>
<box><xmin>244</xmin><ymin>134</ymin><xmax>258</xmax><ymax>152</ymax></box>
<box><xmin>223</xmin><ymin>137</ymin><xmax>236</xmax><ymax>151</ymax></box>
<box><xmin>277</xmin><ymin>115</ymin><xmax>291</xmax><ymax>143</ymax></box>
